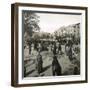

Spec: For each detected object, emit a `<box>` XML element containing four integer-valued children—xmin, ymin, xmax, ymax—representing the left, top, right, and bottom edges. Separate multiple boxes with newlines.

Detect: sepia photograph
<box><xmin>23</xmin><ymin>11</ymin><xmax>81</xmax><ymax>77</ymax></box>
<box><xmin>11</xmin><ymin>3</ymin><xmax>87</xmax><ymax>86</ymax></box>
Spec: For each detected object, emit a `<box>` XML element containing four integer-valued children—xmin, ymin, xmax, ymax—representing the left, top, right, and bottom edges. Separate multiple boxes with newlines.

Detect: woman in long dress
<box><xmin>36</xmin><ymin>52</ymin><xmax>43</xmax><ymax>74</ymax></box>
<box><xmin>52</xmin><ymin>56</ymin><xmax>62</xmax><ymax>76</ymax></box>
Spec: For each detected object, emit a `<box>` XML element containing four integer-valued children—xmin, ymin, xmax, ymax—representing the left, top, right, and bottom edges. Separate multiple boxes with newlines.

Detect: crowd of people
<box><xmin>24</xmin><ymin>39</ymin><xmax>80</xmax><ymax>76</ymax></box>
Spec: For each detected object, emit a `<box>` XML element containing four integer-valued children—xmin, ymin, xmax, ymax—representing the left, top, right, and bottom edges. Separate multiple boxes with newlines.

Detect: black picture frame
<box><xmin>11</xmin><ymin>3</ymin><xmax>88</xmax><ymax>87</ymax></box>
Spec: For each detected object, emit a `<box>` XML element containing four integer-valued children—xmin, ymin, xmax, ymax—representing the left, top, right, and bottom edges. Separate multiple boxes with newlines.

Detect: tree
<box><xmin>23</xmin><ymin>11</ymin><xmax>40</xmax><ymax>46</ymax></box>
<box><xmin>23</xmin><ymin>11</ymin><xmax>40</xmax><ymax>36</ymax></box>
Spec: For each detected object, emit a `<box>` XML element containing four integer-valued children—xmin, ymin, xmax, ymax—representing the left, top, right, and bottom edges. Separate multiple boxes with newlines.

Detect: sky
<box><xmin>37</xmin><ymin>13</ymin><xmax>81</xmax><ymax>33</ymax></box>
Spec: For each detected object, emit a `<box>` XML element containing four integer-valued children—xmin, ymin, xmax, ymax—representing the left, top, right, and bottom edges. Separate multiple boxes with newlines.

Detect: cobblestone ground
<box><xmin>24</xmin><ymin>46</ymin><xmax>80</xmax><ymax>77</ymax></box>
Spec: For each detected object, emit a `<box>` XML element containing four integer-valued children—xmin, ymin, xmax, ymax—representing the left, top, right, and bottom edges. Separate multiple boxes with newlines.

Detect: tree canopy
<box><xmin>23</xmin><ymin>11</ymin><xmax>40</xmax><ymax>36</ymax></box>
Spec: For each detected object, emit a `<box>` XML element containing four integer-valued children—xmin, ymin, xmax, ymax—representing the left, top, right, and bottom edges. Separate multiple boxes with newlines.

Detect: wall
<box><xmin>0</xmin><ymin>0</ymin><xmax>89</xmax><ymax>90</ymax></box>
